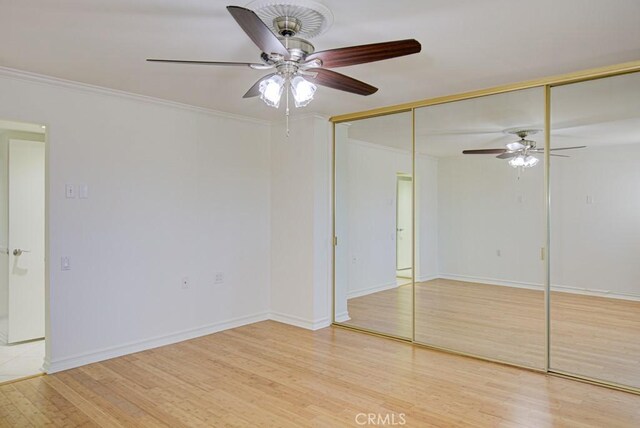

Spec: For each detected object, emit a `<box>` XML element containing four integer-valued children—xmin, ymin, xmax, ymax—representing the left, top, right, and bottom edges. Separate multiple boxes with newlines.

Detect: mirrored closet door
<box><xmin>549</xmin><ymin>71</ymin><xmax>640</xmax><ymax>389</ymax></box>
<box><xmin>413</xmin><ymin>88</ymin><xmax>547</xmax><ymax>368</ymax></box>
<box><xmin>334</xmin><ymin>111</ymin><xmax>413</xmax><ymax>339</ymax></box>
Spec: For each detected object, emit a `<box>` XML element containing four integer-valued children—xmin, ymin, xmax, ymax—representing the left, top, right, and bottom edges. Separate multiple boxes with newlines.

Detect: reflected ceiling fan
<box><xmin>462</xmin><ymin>129</ymin><xmax>586</xmax><ymax>168</ymax></box>
<box><xmin>147</xmin><ymin>3</ymin><xmax>421</xmax><ymax>112</ymax></box>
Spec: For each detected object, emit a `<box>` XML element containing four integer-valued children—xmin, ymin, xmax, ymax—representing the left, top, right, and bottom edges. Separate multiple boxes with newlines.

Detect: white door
<box><xmin>396</xmin><ymin>176</ymin><xmax>412</xmax><ymax>274</ymax></box>
<box><xmin>8</xmin><ymin>139</ymin><xmax>45</xmax><ymax>343</ymax></box>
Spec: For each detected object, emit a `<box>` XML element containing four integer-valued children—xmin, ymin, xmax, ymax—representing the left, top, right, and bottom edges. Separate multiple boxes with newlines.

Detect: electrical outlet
<box><xmin>61</xmin><ymin>256</ymin><xmax>71</xmax><ymax>271</ymax></box>
<box><xmin>214</xmin><ymin>272</ymin><xmax>224</xmax><ymax>284</ymax></box>
<box><xmin>496</xmin><ymin>249</ymin><xmax>501</xmax><ymax>257</ymax></box>
<box><xmin>181</xmin><ymin>276</ymin><xmax>189</xmax><ymax>289</ymax></box>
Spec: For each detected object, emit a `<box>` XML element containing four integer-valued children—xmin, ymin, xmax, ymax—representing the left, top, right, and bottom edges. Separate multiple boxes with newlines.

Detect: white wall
<box><xmin>433</xmin><ymin>146</ymin><xmax>640</xmax><ymax>299</ymax></box>
<box><xmin>415</xmin><ymin>154</ymin><xmax>439</xmax><ymax>282</ymax></box>
<box><xmin>344</xmin><ymin>140</ymin><xmax>411</xmax><ymax>298</ymax></box>
<box><xmin>333</xmin><ymin>140</ymin><xmax>440</xmax><ymax>309</ymax></box>
<box><xmin>550</xmin><ymin>144</ymin><xmax>640</xmax><ymax>298</ymax></box>
<box><xmin>436</xmin><ymin>156</ymin><xmax>546</xmax><ymax>286</ymax></box>
<box><xmin>270</xmin><ymin>115</ymin><xmax>332</xmax><ymax>329</ymax></box>
<box><xmin>0</xmin><ymin>69</ymin><xmax>271</xmax><ymax>371</ymax></box>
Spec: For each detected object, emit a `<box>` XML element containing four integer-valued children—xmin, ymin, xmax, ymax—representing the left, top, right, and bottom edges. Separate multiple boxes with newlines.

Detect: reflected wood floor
<box><xmin>344</xmin><ymin>279</ymin><xmax>640</xmax><ymax>388</ymax></box>
<box><xmin>1</xmin><ymin>320</ymin><xmax>640</xmax><ymax>427</ymax></box>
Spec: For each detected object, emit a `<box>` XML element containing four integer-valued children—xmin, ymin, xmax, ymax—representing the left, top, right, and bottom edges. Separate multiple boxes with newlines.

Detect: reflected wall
<box><xmin>413</xmin><ymin>88</ymin><xmax>546</xmax><ymax>368</ymax></box>
<box><xmin>550</xmin><ymin>71</ymin><xmax>640</xmax><ymax>388</ymax></box>
<box><xmin>334</xmin><ymin>112</ymin><xmax>413</xmax><ymax>339</ymax></box>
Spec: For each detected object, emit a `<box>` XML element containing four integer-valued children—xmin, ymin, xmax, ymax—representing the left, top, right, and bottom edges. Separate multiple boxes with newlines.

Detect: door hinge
<box><xmin>541</xmin><ymin>247</ymin><xmax>545</xmax><ymax>261</ymax></box>
<box><xmin>333</xmin><ymin>236</ymin><xmax>338</xmax><ymax>246</ymax></box>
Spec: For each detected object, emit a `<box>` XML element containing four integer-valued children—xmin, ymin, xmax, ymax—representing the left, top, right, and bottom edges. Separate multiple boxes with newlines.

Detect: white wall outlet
<box><xmin>586</xmin><ymin>195</ymin><xmax>594</xmax><ymax>204</ymax></box>
<box><xmin>181</xmin><ymin>276</ymin><xmax>189</xmax><ymax>289</ymax></box>
<box><xmin>61</xmin><ymin>256</ymin><xmax>71</xmax><ymax>271</ymax></box>
<box><xmin>79</xmin><ymin>184</ymin><xmax>89</xmax><ymax>199</ymax></box>
<box><xmin>496</xmin><ymin>249</ymin><xmax>501</xmax><ymax>257</ymax></box>
<box><xmin>214</xmin><ymin>272</ymin><xmax>224</xmax><ymax>284</ymax></box>
<box><xmin>65</xmin><ymin>184</ymin><xmax>76</xmax><ymax>199</ymax></box>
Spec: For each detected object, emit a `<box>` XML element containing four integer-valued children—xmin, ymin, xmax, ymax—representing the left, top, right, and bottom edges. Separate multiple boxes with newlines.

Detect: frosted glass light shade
<box><xmin>291</xmin><ymin>76</ymin><xmax>317</xmax><ymax>107</ymax></box>
<box><xmin>259</xmin><ymin>75</ymin><xmax>285</xmax><ymax>108</ymax></box>
<box><xmin>508</xmin><ymin>154</ymin><xmax>539</xmax><ymax>168</ymax></box>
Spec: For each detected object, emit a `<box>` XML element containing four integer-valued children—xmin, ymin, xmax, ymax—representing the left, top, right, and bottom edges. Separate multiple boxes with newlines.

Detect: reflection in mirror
<box><xmin>414</xmin><ymin>88</ymin><xmax>546</xmax><ymax>368</ymax></box>
<box><xmin>334</xmin><ymin>112</ymin><xmax>413</xmax><ymax>339</ymax></box>
<box><xmin>550</xmin><ymin>71</ymin><xmax>640</xmax><ymax>389</ymax></box>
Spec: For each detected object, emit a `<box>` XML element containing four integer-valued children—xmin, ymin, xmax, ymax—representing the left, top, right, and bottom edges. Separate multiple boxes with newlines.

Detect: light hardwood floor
<box><xmin>1</xmin><ymin>320</ymin><xmax>640</xmax><ymax>427</ymax></box>
<box><xmin>343</xmin><ymin>278</ymin><xmax>640</xmax><ymax>389</ymax></box>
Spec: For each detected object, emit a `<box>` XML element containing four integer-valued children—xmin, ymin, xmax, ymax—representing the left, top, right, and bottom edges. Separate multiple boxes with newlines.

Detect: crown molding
<box><xmin>0</xmin><ymin>66</ymin><xmax>271</xmax><ymax>126</ymax></box>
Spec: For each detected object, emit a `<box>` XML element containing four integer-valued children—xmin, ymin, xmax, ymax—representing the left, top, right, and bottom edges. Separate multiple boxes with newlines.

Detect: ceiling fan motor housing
<box><xmin>274</xmin><ymin>16</ymin><xmax>302</xmax><ymax>36</ymax></box>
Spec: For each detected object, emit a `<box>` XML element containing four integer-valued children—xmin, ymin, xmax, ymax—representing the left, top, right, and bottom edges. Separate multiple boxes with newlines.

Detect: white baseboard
<box><xmin>44</xmin><ymin>312</ymin><xmax>270</xmax><ymax>374</ymax></box>
<box><xmin>347</xmin><ymin>280</ymin><xmax>397</xmax><ymax>299</ymax></box>
<box><xmin>550</xmin><ymin>284</ymin><xmax>640</xmax><ymax>302</ymax></box>
<box><xmin>437</xmin><ymin>273</ymin><xmax>640</xmax><ymax>301</ymax></box>
<box><xmin>334</xmin><ymin>311</ymin><xmax>351</xmax><ymax>323</ymax></box>
<box><xmin>416</xmin><ymin>274</ymin><xmax>439</xmax><ymax>283</ymax></box>
<box><xmin>438</xmin><ymin>274</ymin><xmax>540</xmax><ymax>291</ymax></box>
<box><xmin>269</xmin><ymin>312</ymin><xmax>331</xmax><ymax>331</ymax></box>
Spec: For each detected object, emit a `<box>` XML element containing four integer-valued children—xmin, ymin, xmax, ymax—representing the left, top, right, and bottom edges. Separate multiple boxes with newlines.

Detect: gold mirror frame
<box><xmin>330</xmin><ymin>59</ymin><xmax>640</xmax><ymax>395</ymax></box>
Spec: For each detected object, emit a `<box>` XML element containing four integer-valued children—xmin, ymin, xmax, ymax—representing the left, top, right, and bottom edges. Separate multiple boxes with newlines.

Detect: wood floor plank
<box><xmin>1</xmin><ymin>320</ymin><xmax>640</xmax><ymax>427</ymax></box>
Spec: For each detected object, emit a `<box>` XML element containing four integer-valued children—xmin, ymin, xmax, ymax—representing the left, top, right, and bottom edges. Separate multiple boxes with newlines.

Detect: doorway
<box><xmin>396</xmin><ymin>174</ymin><xmax>412</xmax><ymax>284</ymax></box>
<box><xmin>0</xmin><ymin>120</ymin><xmax>46</xmax><ymax>383</ymax></box>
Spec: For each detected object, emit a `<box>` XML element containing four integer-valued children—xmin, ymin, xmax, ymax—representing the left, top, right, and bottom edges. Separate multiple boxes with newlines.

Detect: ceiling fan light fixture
<box><xmin>508</xmin><ymin>155</ymin><xmax>525</xmax><ymax>168</ymax></box>
<box><xmin>509</xmin><ymin>154</ymin><xmax>539</xmax><ymax>168</ymax></box>
<box><xmin>290</xmin><ymin>75</ymin><xmax>317</xmax><ymax>107</ymax></box>
<box><xmin>259</xmin><ymin>74</ymin><xmax>285</xmax><ymax>108</ymax></box>
<box><xmin>524</xmin><ymin>155</ymin><xmax>539</xmax><ymax>168</ymax></box>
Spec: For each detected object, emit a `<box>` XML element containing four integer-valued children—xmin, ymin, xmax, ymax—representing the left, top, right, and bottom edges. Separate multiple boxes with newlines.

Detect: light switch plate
<box><xmin>79</xmin><ymin>184</ymin><xmax>89</xmax><ymax>199</ymax></box>
<box><xmin>65</xmin><ymin>184</ymin><xmax>76</xmax><ymax>199</ymax></box>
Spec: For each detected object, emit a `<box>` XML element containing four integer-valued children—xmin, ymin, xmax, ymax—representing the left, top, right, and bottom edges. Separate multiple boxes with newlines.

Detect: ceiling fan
<box><xmin>462</xmin><ymin>129</ymin><xmax>586</xmax><ymax>168</ymax></box>
<box><xmin>147</xmin><ymin>3</ymin><xmax>421</xmax><ymax>112</ymax></box>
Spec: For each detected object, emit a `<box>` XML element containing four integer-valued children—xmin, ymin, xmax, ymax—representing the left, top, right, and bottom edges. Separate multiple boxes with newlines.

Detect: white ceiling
<box><xmin>1</xmin><ymin>0</ymin><xmax>639</xmax><ymax>121</ymax></box>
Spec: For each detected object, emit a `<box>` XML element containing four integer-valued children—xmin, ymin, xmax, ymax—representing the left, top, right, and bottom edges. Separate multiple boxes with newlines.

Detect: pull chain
<box><xmin>286</xmin><ymin>80</ymin><xmax>290</xmax><ymax>137</ymax></box>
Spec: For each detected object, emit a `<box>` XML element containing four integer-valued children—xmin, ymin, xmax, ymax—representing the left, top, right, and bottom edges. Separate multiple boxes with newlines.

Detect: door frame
<box><xmin>0</xmin><ymin>120</ymin><xmax>49</xmax><ymax>381</ymax></box>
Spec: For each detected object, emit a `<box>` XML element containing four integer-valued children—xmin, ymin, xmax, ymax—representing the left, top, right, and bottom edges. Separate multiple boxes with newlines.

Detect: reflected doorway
<box><xmin>396</xmin><ymin>174</ymin><xmax>412</xmax><ymax>284</ymax></box>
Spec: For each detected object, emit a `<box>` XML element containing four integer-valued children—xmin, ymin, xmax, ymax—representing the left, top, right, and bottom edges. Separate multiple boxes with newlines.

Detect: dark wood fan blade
<box><xmin>227</xmin><ymin>6</ymin><xmax>288</xmax><ymax>56</ymax></box>
<box><xmin>243</xmin><ymin>73</ymin><xmax>275</xmax><ymax>98</ymax></box>
<box><xmin>307</xmin><ymin>69</ymin><xmax>378</xmax><ymax>96</ymax></box>
<box><xmin>462</xmin><ymin>149</ymin><xmax>507</xmax><ymax>154</ymax></box>
<box><xmin>550</xmin><ymin>154</ymin><xmax>570</xmax><ymax>157</ymax></box>
<box><xmin>147</xmin><ymin>59</ymin><xmax>264</xmax><ymax>67</ymax></box>
<box><xmin>548</xmin><ymin>145</ymin><xmax>587</xmax><ymax>151</ymax></box>
<box><xmin>496</xmin><ymin>152</ymin><xmax>518</xmax><ymax>159</ymax></box>
<box><xmin>531</xmin><ymin>146</ymin><xmax>587</xmax><ymax>152</ymax></box>
<box><xmin>305</xmin><ymin>39</ymin><xmax>421</xmax><ymax>68</ymax></box>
